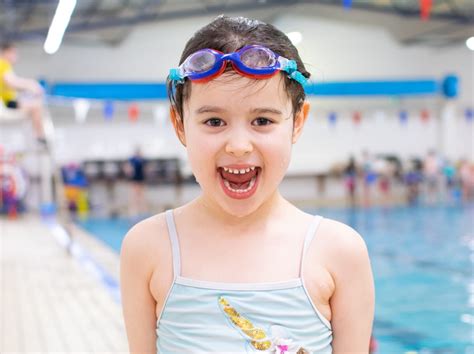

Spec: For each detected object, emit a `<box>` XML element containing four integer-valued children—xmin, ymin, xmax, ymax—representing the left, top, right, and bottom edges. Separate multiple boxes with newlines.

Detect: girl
<box><xmin>120</xmin><ymin>15</ymin><xmax>374</xmax><ymax>354</ymax></box>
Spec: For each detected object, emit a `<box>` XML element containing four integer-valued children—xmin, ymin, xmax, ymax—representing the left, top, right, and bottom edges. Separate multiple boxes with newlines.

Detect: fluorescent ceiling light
<box><xmin>466</xmin><ymin>37</ymin><xmax>474</xmax><ymax>51</ymax></box>
<box><xmin>286</xmin><ymin>31</ymin><xmax>303</xmax><ymax>45</ymax></box>
<box><xmin>44</xmin><ymin>0</ymin><xmax>77</xmax><ymax>54</ymax></box>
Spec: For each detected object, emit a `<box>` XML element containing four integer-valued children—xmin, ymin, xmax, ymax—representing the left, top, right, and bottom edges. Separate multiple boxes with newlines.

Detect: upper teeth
<box><xmin>223</xmin><ymin>166</ymin><xmax>256</xmax><ymax>174</ymax></box>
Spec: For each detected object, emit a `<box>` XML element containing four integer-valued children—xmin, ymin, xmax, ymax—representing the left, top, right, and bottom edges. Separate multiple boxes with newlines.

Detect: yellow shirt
<box><xmin>0</xmin><ymin>58</ymin><xmax>17</xmax><ymax>103</ymax></box>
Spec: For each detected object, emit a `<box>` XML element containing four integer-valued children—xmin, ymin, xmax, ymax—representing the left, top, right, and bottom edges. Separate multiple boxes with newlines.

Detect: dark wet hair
<box><xmin>0</xmin><ymin>41</ymin><xmax>15</xmax><ymax>52</ymax></box>
<box><xmin>167</xmin><ymin>15</ymin><xmax>311</xmax><ymax>121</ymax></box>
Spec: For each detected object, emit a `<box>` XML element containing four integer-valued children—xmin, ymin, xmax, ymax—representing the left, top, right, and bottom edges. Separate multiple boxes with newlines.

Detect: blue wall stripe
<box><xmin>49</xmin><ymin>79</ymin><xmax>440</xmax><ymax>100</ymax></box>
<box><xmin>51</xmin><ymin>82</ymin><xmax>168</xmax><ymax>100</ymax></box>
<box><xmin>305</xmin><ymin>80</ymin><xmax>439</xmax><ymax>96</ymax></box>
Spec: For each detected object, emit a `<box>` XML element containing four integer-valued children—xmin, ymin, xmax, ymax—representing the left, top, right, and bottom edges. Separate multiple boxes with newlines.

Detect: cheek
<box><xmin>185</xmin><ymin>130</ymin><xmax>219</xmax><ymax>180</ymax></box>
<box><xmin>259</xmin><ymin>127</ymin><xmax>293</xmax><ymax>171</ymax></box>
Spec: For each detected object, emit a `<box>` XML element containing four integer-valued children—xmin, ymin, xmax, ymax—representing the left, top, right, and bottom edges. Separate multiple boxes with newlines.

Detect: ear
<box><xmin>292</xmin><ymin>101</ymin><xmax>310</xmax><ymax>144</ymax></box>
<box><xmin>170</xmin><ymin>106</ymin><xmax>186</xmax><ymax>146</ymax></box>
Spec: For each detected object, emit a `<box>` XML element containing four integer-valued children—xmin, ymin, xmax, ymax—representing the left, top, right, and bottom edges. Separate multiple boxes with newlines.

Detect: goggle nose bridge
<box><xmin>215</xmin><ymin>52</ymin><xmax>256</xmax><ymax>70</ymax></box>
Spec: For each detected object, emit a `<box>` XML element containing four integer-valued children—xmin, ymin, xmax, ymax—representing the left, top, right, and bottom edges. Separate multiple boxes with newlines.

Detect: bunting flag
<box><xmin>73</xmin><ymin>98</ymin><xmax>90</xmax><ymax>123</ymax></box>
<box><xmin>466</xmin><ymin>108</ymin><xmax>474</xmax><ymax>122</ymax></box>
<box><xmin>328</xmin><ymin>112</ymin><xmax>337</xmax><ymax>126</ymax></box>
<box><xmin>420</xmin><ymin>109</ymin><xmax>430</xmax><ymax>123</ymax></box>
<box><xmin>399</xmin><ymin>110</ymin><xmax>408</xmax><ymax>125</ymax></box>
<box><xmin>128</xmin><ymin>102</ymin><xmax>140</xmax><ymax>122</ymax></box>
<box><xmin>420</xmin><ymin>0</ymin><xmax>432</xmax><ymax>20</ymax></box>
<box><xmin>352</xmin><ymin>111</ymin><xmax>362</xmax><ymax>125</ymax></box>
<box><xmin>103</xmin><ymin>100</ymin><xmax>114</xmax><ymax>120</ymax></box>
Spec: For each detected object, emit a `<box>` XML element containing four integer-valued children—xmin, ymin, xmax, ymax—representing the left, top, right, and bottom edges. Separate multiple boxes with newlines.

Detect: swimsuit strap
<box><xmin>165</xmin><ymin>209</ymin><xmax>181</xmax><ymax>278</ymax></box>
<box><xmin>299</xmin><ymin>215</ymin><xmax>324</xmax><ymax>277</ymax></box>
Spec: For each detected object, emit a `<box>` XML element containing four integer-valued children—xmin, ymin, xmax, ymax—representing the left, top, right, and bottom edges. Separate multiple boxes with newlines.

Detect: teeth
<box><xmin>221</xmin><ymin>166</ymin><xmax>257</xmax><ymax>174</ymax></box>
<box><xmin>223</xmin><ymin>175</ymin><xmax>257</xmax><ymax>193</ymax></box>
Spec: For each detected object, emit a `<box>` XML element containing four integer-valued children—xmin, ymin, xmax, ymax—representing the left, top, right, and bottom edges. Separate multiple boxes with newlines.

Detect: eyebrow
<box><xmin>195</xmin><ymin>105</ymin><xmax>283</xmax><ymax>115</ymax></box>
<box><xmin>195</xmin><ymin>106</ymin><xmax>226</xmax><ymax>114</ymax></box>
<box><xmin>249</xmin><ymin>107</ymin><xmax>283</xmax><ymax>115</ymax></box>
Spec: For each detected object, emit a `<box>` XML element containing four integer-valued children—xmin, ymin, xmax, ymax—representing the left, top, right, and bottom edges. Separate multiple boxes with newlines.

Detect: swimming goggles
<box><xmin>169</xmin><ymin>45</ymin><xmax>307</xmax><ymax>87</ymax></box>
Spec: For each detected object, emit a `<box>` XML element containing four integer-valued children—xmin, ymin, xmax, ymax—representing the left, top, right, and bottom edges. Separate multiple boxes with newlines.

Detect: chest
<box><xmin>150</xmin><ymin>232</ymin><xmax>334</xmax><ymax>324</ymax></box>
<box><xmin>180</xmin><ymin>231</ymin><xmax>305</xmax><ymax>283</ymax></box>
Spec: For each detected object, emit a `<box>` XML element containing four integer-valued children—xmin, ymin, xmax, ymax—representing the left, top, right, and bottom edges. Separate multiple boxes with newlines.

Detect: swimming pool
<box><xmin>78</xmin><ymin>205</ymin><xmax>474</xmax><ymax>353</ymax></box>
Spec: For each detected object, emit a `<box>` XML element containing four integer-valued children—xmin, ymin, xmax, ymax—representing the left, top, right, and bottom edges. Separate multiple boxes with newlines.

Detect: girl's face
<box><xmin>172</xmin><ymin>73</ymin><xmax>309</xmax><ymax>218</ymax></box>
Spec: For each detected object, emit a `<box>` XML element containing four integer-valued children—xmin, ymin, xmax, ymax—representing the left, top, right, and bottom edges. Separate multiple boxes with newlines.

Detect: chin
<box><xmin>221</xmin><ymin>203</ymin><xmax>259</xmax><ymax>219</ymax></box>
<box><xmin>213</xmin><ymin>194</ymin><xmax>263</xmax><ymax>219</ymax></box>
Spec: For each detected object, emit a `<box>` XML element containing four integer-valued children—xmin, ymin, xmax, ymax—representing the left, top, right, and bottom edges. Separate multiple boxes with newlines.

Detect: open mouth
<box><xmin>218</xmin><ymin>166</ymin><xmax>261</xmax><ymax>197</ymax></box>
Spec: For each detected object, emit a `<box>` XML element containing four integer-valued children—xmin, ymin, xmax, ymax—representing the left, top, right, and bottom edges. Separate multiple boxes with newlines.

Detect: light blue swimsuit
<box><xmin>156</xmin><ymin>210</ymin><xmax>333</xmax><ymax>353</ymax></box>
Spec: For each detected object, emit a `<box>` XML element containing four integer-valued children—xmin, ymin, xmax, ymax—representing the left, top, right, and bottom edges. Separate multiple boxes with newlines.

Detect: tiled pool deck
<box><xmin>1</xmin><ymin>215</ymin><xmax>128</xmax><ymax>353</ymax></box>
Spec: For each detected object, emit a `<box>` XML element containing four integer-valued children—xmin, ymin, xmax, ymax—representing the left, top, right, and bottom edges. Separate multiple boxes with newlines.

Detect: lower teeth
<box><xmin>224</xmin><ymin>175</ymin><xmax>256</xmax><ymax>194</ymax></box>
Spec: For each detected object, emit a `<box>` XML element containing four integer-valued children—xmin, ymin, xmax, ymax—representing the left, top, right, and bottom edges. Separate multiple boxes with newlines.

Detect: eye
<box><xmin>204</xmin><ymin>118</ymin><xmax>225</xmax><ymax>127</ymax></box>
<box><xmin>252</xmin><ymin>117</ymin><xmax>273</xmax><ymax>126</ymax></box>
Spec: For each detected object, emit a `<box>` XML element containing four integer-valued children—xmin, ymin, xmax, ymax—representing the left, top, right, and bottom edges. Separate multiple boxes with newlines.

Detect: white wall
<box><xmin>3</xmin><ymin>13</ymin><xmax>473</xmax><ymax>173</ymax></box>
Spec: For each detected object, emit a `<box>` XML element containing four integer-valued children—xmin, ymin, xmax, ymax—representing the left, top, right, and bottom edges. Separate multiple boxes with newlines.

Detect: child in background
<box><xmin>126</xmin><ymin>146</ymin><xmax>147</xmax><ymax>217</ymax></box>
<box><xmin>361</xmin><ymin>150</ymin><xmax>377</xmax><ymax>208</ymax></box>
<box><xmin>120</xmin><ymin>15</ymin><xmax>374</xmax><ymax>354</ymax></box>
<box><xmin>344</xmin><ymin>155</ymin><xmax>357</xmax><ymax>207</ymax></box>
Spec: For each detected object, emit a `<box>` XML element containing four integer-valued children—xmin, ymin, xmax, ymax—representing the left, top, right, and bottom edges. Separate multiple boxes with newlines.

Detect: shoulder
<box><xmin>120</xmin><ymin>212</ymin><xmax>171</xmax><ymax>273</ymax></box>
<box><xmin>316</xmin><ymin>217</ymin><xmax>370</xmax><ymax>280</ymax></box>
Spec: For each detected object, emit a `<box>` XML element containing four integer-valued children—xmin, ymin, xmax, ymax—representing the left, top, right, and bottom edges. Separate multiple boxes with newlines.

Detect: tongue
<box><xmin>221</xmin><ymin>168</ymin><xmax>257</xmax><ymax>184</ymax></box>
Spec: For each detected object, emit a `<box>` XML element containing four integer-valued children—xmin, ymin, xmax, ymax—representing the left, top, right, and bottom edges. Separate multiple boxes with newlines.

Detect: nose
<box><xmin>225</xmin><ymin>129</ymin><xmax>253</xmax><ymax>157</ymax></box>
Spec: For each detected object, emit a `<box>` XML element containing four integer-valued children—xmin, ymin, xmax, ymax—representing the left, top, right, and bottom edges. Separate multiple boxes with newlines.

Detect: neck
<box><xmin>193</xmin><ymin>190</ymin><xmax>289</xmax><ymax>229</ymax></box>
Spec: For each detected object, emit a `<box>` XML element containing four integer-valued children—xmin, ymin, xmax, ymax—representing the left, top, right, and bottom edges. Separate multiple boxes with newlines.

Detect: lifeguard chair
<box><xmin>0</xmin><ymin>101</ymin><xmax>67</xmax><ymax>219</ymax></box>
<box><xmin>0</xmin><ymin>100</ymin><xmax>28</xmax><ymax>122</ymax></box>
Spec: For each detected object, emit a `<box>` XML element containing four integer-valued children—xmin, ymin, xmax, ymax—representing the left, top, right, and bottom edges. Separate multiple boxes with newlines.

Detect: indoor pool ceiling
<box><xmin>0</xmin><ymin>0</ymin><xmax>473</xmax><ymax>47</ymax></box>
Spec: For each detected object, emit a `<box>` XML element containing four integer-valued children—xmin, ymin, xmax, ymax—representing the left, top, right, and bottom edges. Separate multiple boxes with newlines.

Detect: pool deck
<box><xmin>1</xmin><ymin>214</ymin><xmax>128</xmax><ymax>353</ymax></box>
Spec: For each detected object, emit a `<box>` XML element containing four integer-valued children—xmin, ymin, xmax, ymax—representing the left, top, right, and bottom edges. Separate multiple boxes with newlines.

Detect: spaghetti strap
<box><xmin>299</xmin><ymin>215</ymin><xmax>323</xmax><ymax>277</ymax></box>
<box><xmin>165</xmin><ymin>209</ymin><xmax>181</xmax><ymax>279</ymax></box>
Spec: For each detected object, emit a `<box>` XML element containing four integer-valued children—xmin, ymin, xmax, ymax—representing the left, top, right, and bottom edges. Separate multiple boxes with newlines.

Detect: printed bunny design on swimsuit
<box><xmin>218</xmin><ymin>296</ymin><xmax>311</xmax><ymax>354</ymax></box>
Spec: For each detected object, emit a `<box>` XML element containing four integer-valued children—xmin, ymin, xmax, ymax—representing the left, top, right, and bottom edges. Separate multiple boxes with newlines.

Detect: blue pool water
<box><xmin>78</xmin><ymin>205</ymin><xmax>474</xmax><ymax>354</ymax></box>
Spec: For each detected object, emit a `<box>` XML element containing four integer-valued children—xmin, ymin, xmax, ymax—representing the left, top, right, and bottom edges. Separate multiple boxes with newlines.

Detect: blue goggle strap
<box><xmin>278</xmin><ymin>57</ymin><xmax>308</xmax><ymax>87</ymax></box>
<box><xmin>169</xmin><ymin>67</ymin><xmax>185</xmax><ymax>84</ymax></box>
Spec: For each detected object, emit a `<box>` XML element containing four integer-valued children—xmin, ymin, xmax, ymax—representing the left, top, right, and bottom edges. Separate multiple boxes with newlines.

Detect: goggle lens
<box><xmin>240</xmin><ymin>47</ymin><xmax>276</xmax><ymax>68</ymax></box>
<box><xmin>184</xmin><ymin>51</ymin><xmax>217</xmax><ymax>73</ymax></box>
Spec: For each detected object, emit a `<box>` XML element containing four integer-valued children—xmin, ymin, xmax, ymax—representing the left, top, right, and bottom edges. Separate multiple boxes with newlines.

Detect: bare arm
<box><xmin>120</xmin><ymin>223</ymin><xmax>158</xmax><ymax>353</ymax></box>
<box><xmin>3</xmin><ymin>71</ymin><xmax>43</xmax><ymax>96</ymax></box>
<box><xmin>329</xmin><ymin>224</ymin><xmax>375</xmax><ymax>353</ymax></box>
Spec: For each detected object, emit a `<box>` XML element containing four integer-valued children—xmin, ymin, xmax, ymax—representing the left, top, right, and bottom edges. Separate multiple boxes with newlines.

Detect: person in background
<box><xmin>361</xmin><ymin>150</ymin><xmax>376</xmax><ymax>208</ymax></box>
<box><xmin>0</xmin><ymin>41</ymin><xmax>47</xmax><ymax>147</ymax></box>
<box><xmin>126</xmin><ymin>147</ymin><xmax>147</xmax><ymax>217</ymax></box>
<box><xmin>377</xmin><ymin>159</ymin><xmax>394</xmax><ymax>206</ymax></box>
<box><xmin>459</xmin><ymin>159</ymin><xmax>474</xmax><ymax>202</ymax></box>
<box><xmin>423</xmin><ymin>149</ymin><xmax>440</xmax><ymax>204</ymax></box>
<box><xmin>441</xmin><ymin>157</ymin><xmax>457</xmax><ymax>203</ymax></box>
<box><xmin>344</xmin><ymin>155</ymin><xmax>358</xmax><ymax>207</ymax></box>
<box><xmin>404</xmin><ymin>159</ymin><xmax>423</xmax><ymax>205</ymax></box>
